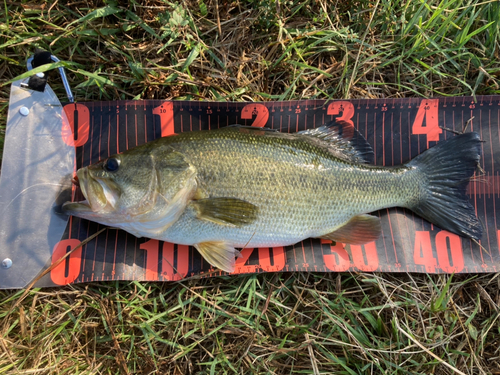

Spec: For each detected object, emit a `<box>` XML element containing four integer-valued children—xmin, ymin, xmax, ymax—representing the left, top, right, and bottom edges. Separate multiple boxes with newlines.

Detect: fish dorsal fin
<box><xmin>192</xmin><ymin>197</ymin><xmax>258</xmax><ymax>227</ymax></box>
<box><xmin>195</xmin><ymin>241</ymin><xmax>241</xmax><ymax>272</ymax></box>
<box><xmin>297</xmin><ymin>121</ymin><xmax>374</xmax><ymax>164</ymax></box>
<box><xmin>318</xmin><ymin>214</ymin><xmax>381</xmax><ymax>244</ymax></box>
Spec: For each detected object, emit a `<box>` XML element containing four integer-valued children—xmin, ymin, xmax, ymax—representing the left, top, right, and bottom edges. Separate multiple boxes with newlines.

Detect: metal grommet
<box><xmin>1</xmin><ymin>258</ymin><xmax>12</xmax><ymax>269</ymax></box>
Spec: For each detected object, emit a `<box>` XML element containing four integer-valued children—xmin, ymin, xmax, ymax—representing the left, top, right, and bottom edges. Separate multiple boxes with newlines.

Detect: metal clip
<box><xmin>27</xmin><ymin>54</ymin><xmax>74</xmax><ymax>103</ymax></box>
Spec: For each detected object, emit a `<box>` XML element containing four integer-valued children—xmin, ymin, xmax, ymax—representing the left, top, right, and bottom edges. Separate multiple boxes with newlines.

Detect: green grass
<box><xmin>1</xmin><ymin>0</ymin><xmax>500</xmax><ymax>373</ymax></box>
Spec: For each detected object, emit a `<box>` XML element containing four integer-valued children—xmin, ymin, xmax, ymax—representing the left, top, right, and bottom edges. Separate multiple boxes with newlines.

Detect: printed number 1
<box><xmin>61</xmin><ymin>103</ymin><xmax>90</xmax><ymax>147</ymax></box>
<box><xmin>152</xmin><ymin>102</ymin><xmax>175</xmax><ymax>137</ymax></box>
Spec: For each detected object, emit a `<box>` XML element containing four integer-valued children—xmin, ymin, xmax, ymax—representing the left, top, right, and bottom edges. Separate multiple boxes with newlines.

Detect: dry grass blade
<box><xmin>395</xmin><ymin>319</ymin><xmax>468</xmax><ymax>375</ymax></box>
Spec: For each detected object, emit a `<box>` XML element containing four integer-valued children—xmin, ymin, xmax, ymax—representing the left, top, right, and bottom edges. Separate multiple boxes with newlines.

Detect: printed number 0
<box><xmin>50</xmin><ymin>239</ymin><xmax>82</xmax><ymax>285</ymax></box>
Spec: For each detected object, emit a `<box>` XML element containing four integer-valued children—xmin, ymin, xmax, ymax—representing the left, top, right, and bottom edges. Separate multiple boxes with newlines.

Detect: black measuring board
<box><xmin>39</xmin><ymin>97</ymin><xmax>500</xmax><ymax>286</ymax></box>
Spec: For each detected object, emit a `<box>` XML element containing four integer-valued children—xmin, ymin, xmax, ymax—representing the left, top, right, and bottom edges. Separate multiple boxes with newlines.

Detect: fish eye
<box><xmin>104</xmin><ymin>157</ymin><xmax>120</xmax><ymax>172</ymax></box>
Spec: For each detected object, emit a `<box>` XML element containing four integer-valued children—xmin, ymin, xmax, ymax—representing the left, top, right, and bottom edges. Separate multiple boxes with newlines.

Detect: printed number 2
<box><xmin>241</xmin><ymin>104</ymin><xmax>269</xmax><ymax>127</ymax></box>
<box><xmin>412</xmin><ymin>99</ymin><xmax>441</xmax><ymax>146</ymax></box>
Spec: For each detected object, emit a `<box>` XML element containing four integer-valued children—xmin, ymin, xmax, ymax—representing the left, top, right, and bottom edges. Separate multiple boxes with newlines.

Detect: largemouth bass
<box><xmin>63</xmin><ymin>122</ymin><xmax>483</xmax><ymax>272</ymax></box>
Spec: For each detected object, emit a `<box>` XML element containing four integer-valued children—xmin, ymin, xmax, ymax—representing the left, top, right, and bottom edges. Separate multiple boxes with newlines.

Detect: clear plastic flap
<box><xmin>0</xmin><ymin>81</ymin><xmax>75</xmax><ymax>289</ymax></box>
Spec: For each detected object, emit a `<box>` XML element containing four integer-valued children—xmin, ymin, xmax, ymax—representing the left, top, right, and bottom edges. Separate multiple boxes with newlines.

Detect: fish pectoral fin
<box><xmin>195</xmin><ymin>241</ymin><xmax>241</xmax><ymax>273</ymax></box>
<box><xmin>192</xmin><ymin>198</ymin><xmax>258</xmax><ymax>227</ymax></box>
<box><xmin>319</xmin><ymin>214</ymin><xmax>381</xmax><ymax>244</ymax></box>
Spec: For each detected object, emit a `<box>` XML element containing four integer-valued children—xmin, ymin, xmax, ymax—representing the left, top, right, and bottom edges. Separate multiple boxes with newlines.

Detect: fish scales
<box><xmin>157</xmin><ymin>127</ymin><xmax>417</xmax><ymax>247</ymax></box>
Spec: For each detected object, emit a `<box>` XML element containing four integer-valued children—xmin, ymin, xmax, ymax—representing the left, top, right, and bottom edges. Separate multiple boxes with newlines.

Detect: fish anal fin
<box><xmin>195</xmin><ymin>241</ymin><xmax>241</xmax><ymax>273</ymax></box>
<box><xmin>319</xmin><ymin>214</ymin><xmax>381</xmax><ymax>244</ymax></box>
<box><xmin>192</xmin><ymin>198</ymin><xmax>258</xmax><ymax>227</ymax></box>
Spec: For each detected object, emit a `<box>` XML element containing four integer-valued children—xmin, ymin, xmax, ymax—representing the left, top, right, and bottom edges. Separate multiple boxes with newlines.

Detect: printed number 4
<box><xmin>412</xmin><ymin>99</ymin><xmax>441</xmax><ymax>145</ymax></box>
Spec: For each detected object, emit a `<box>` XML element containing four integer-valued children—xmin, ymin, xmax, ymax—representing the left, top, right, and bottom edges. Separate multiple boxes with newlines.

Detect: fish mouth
<box><xmin>62</xmin><ymin>168</ymin><xmax>95</xmax><ymax>215</ymax></box>
<box><xmin>62</xmin><ymin>168</ymin><xmax>120</xmax><ymax>215</ymax></box>
<box><xmin>62</xmin><ymin>200</ymin><xmax>93</xmax><ymax>214</ymax></box>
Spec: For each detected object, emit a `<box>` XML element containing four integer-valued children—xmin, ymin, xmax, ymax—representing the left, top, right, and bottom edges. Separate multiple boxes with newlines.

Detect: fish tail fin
<box><xmin>407</xmin><ymin>132</ymin><xmax>483</xmax><ymax>240</ymax></box>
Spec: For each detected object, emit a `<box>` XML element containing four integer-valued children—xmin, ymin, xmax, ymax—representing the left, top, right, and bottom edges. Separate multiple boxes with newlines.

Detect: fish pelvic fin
<box><xmin>407</xmin><ymin>132</ymin><xmax>483</xmax><ymax>240</ymax></box>
<box><xmin>192</xmin><ymin>198</ymin><xmax>258</xmax><ymax>227</ymax></box>
<box><xmin>195</xmin><ymin>241</ymin><xmax>241</xmax><ymax>273</ymax></box>
<box><xmin>318</xmin><ymin>214</ymin><xmax>381</xmax><ymax>244</ymax></box>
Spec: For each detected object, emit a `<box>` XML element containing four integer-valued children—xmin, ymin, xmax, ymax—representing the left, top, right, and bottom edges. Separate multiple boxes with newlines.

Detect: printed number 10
<box><xmin>141</xmin><ymin>239</ymin><xmax>188</xmax><ymax>281</ymax></box>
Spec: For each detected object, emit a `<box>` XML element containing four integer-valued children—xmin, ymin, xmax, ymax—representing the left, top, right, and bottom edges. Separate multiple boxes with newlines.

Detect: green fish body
<box><xmin>63</xmin><ymin>122</ymin><xmax>482</xmax><ymax>272</ymax></box>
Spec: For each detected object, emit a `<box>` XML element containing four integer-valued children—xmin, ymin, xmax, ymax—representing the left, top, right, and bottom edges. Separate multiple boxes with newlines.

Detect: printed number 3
<box><xmin>327</xmin><ymin>101</ymin><xmax>355</xmax><ymax>126</ymax></box>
